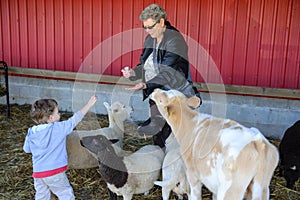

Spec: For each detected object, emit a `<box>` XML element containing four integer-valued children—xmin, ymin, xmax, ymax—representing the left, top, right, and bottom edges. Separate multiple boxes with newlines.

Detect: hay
<box><xmin>0</xmin><ymin>84</ymin><xmax>6</xmax><ymax>97</ymax></box>
<box><xmin>0</xmin><ymin>104</ymin><xmax>299</xmax><ymax>199</ymax></box>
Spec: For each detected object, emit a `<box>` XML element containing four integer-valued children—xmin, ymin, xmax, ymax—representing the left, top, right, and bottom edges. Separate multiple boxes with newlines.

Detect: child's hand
<box><xmin>88</xmin><ymin>95</ymin><xmax>98</xmax><ymax>107</ymax></box>
<box><xmin>80</xmin><ymin>95</ymin><xmax>98</xmax><ymax>115</ymax></box>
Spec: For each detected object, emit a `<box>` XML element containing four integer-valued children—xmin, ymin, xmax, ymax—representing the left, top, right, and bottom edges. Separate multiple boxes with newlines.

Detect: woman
<box><xmin>122</xmin><ymin>4</ymin><xmax>201</xmax><ymax>147</ymax></box>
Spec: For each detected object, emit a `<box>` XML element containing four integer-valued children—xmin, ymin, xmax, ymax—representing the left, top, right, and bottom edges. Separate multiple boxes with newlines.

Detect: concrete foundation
<box><xmin>1</xmin><ymin>76</ymin><xmax>299</xmax><ymax>139</ymax></box>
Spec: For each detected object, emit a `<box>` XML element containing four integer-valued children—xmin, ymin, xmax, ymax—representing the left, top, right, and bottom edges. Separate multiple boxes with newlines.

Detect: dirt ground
<box><xmin>0</xmin><ymin>104</ymin><xmax>299</xmax><ymax>200</ymax></box>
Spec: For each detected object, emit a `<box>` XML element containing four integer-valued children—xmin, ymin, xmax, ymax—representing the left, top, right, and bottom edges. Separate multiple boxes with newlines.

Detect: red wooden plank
<box><xmin>91</xmin><ymin>0</ymin><xmax>102</xmax><ymax>74</ymax></box>
<box><xmin>131</xmin><ymin>0</ymin><xmax>144</xmax><ymax>68</ymax></box>
<box><xmin>220</xmin><ymin>0</ymin><xmax>237</xmax><ymax>85</ymax></box>
<box><xmin>18</xmin><ymin>0</ymin><xmax>29</xmax><ymax>67</ymax></box>
<box><xmin>82</xmin><ymin>0</ymin><xmax>93</xmax><ymax>73</ymax></box>
<box><xmin>0</xmin><ymin>1</ymin><xmax>4</xmax><ymax>60</ymax></box>
<box><xmin>176</xmin><ymin>0</ymin><xmax>189</xmax><ymax>36</ymax></box>
<box><xmin>45</xmin><ymin>0</ymin><xmax>55</xmax><ymax>69</ymax></box>
<box><xmin>9</xmin><ymin>0</ymin><xmax>21</xmax><ymax>66</ymax></box>
<box><xmin>143</xmin><ymin>0</ymin><xmax>155</xmax><ymax>9</ymax></box>
<box><xmin>121</xmin><ymin>0</ymin><xmax>134</xmax><ymax>71</ymax></box>
<box><xmin>36</xmin><ymin>0</ymin><xmax>46</xmax><ymax>69</ymax></box>
<box><xmin>188</xmin><ymin>0</ymin><xmax>206</xmax><ymax>82</ymax></box>
<box><xmin>257</xmin><ymin>0</ymin><xmax>276</xmax><ymax>87</ymax></box>
<box><xmin>270</xmin><ymin>0</ymin><xmax>290</xmax><ymax>88</ymax></box>
<box><xmin>294</xmin><ymin>0</ymin><xmax>300</xmax><ymax>89</ymax></box>
<box><xmin>73</xmin><ymin>0</ymin><xmax>83</xmax><ymax>72</ymax></box>
<box><xmin>208</xmin><ymin>0</ymin><xmax>224</xmax><ymax>84</ymax></box>
<box><xmin>284</xmin><ymin>0</ymin><xmax>300</xmax><ymax>89</ymax></box>
<box><xmin>0</xmin><ymin>1</ymin><xmax>3</xmax><ymax>61</ymax></box>
<box><xmin>197</xmin><ymin>0</ymin><xmax>213</xmax><ymax>83</ymax></box>
<box><xmin>64</xmin><ymin>0</ymin><xmax>73</xmax><ymax>72</ymax></box>
<box><xmin>9</xmin><ymin>0</ymin><xmax>21</xmax><ymax>67</ymax></box>
<box><xmin>244</xmin><ymin>0</ymin><xmax>264</xmax><ymax>86</ymax></box>
<box><xmin>101</xmin><ymin>1</ymin><xmax>113</xmax><ymax>75</ymax></box>
<box><xmin>54</xmin><ymin>0</ymin><xmax>64</xmax><ymax>71</ymax></box>
<box><xmin>111</xmin><ymin>0</ymin><xmax>123</xmax><ymax>76</ymax></box>
<box><xmin>232</xmin><ymin>0</ymin><xmax>250</xmax><ymax>85</ymax></box>
<box><xmin>298</xmin><ymin>41</ymin><xmax>300</xmax><ymax>89</ymax></box>
<box><xmin>27</xmin><ymin>0</ymin><xmax>38</xmax><ymax>68</ymax></box>
<box><xmin>1</xmin><ymin>0</ymin><xmax>300</xmax><ymax>90</ymax></box>
<box><xmin>165</xmin><ymin>0</ymin><xmax>177</xmax><ymax>25</ymax></box>
<box><xmin>187</xmin><ymin>0</ymin><xmax>201</xmax><ymax>81</ymax></box>
<box><xmin>155</xmin><ymin>0</ymin><xmax>166</xmax><ymax>9</ymax></box>
<box><xmin>1</xmin><ymin>0</ymin><xmax>12</xmax><ymax>64</ymax></box>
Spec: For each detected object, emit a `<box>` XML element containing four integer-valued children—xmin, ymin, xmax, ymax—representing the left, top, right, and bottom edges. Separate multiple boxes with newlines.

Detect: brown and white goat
<box><xmin>151</xmin><ymin>89</ymin><xmax>279</xmax><ymax>200</ymax></box>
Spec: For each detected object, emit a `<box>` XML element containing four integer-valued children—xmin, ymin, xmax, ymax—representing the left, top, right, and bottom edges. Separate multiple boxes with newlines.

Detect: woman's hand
<box><xmin>121</xmin><ymin>66</ymin><xmax>134</xmax><ymax>78</ymax></box>
<box><xmin>125</xmin><ymin>82</ymin><xmax>146</xmax><ymax>91</ymax></box>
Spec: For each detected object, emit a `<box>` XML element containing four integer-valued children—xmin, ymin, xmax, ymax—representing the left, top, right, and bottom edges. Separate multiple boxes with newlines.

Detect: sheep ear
<box><xmin>103</xmin><ymin>102</ymin><xmax>111</xmax><ymax>110</ymax></box>
<box><xmin>109</xmin><ymin>139</ymin><xmax>119</xmax><ymax>144</ymax></box>
<box><xmin>187</xmin><ymin>96</ymin><xmax>201</xmax><ymax>108</ymax></box>
<box><xmin>104</xmin><ymin>102</ymin><xmax>112</xmax><ymax>114</ymax></box>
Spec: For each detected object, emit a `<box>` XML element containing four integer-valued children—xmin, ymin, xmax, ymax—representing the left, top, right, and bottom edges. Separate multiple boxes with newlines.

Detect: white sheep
<box><xmin>67</xmin><ymin>101</ymin><xmax>132</xmax><ymax>169</ymax></box>
<box><xmin>154</xmin><ymin>133</ymin><xmax>190</xmax><ymax>200</ymax></box>
<box><xmin>80</xmin><ymin>134</ymin><xmax>165</xmax><ymax>200</ymax></box>
<box><xmin>164</xmin><ymin>131</ymin><xmax>180</xmax><ymax>153</ymax></box>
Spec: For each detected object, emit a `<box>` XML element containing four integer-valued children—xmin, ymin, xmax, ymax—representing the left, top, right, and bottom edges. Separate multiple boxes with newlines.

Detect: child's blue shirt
<box><xmin>23</xmin><ymin>111</ymin><xmax>84</xmax><ymax>172</ymax></box>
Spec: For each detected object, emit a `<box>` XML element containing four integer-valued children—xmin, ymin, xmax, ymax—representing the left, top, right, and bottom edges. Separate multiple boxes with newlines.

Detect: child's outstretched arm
<box><xmin>80</xmin><ymin>95</ymin><xmax>98</xmax><ymax>116</ymax></box>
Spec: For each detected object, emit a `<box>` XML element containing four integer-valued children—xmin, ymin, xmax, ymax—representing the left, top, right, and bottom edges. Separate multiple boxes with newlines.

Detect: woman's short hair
<box><xmin>30</xmin><ymin>99</ymin><xmax>58</xmax><ymax>124</ymax></box>
<box><xmin>139</xmin><ymin>4</ymin><xmax>167</xmax><ymax>22</ymax></box>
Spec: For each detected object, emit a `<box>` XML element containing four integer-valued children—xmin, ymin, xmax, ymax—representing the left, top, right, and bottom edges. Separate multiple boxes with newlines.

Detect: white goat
<box><xmin>67</xmin><ymin>101</ymin><xmax>132</xmax><ymax>169</ymax></box>
<box><xmin>154</xmin><ymin>133</ymin><xmax>190</xmax><ymax>200</ymax></box>
<box><xmin>80</xmin><ymin>134</ymin><xmax>165</xmax><ymax>200</ymax></box>
<box><xmin>151</xmin><ymin>89</ymin><xmax>279</xmax><ymax>200</ymax></box>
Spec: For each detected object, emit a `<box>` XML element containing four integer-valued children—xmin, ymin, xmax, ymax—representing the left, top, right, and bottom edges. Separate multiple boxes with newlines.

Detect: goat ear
<box><xmin>109</xmin><ymin>139</ymin><xmax>119</xmax><ymax>144</ymax></box>
<box><xmin>156</xmin><ymin>92</ymin><xmax>169</xmax><ymax>105</ymax></box>
<box><xmin>187</xmin><ymin>96</ymin><xmax>201</xmax><ymax>108</ymax></box>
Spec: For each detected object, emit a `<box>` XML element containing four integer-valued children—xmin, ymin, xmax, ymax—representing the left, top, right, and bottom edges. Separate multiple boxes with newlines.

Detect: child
<box><xmin>23</xmin><ymin>95</ymin><xmax>98</xmax><ymax>200</ymax></box>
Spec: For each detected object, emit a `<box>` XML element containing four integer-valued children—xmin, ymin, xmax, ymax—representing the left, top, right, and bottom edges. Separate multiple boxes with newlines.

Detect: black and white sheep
<box><xmin>279</xmin><ymin>120</ymin><xmax>300</xmax><ymax>189</ymax></box>
<box><xmin>67</xmin><ymin>101</ymin><xmax>132</xmax><ymax>169</ymax></box>
<box><xmin>80</xmin><ymin>134</ymin><xmax>165</xmax><ymax>200</ymax></box>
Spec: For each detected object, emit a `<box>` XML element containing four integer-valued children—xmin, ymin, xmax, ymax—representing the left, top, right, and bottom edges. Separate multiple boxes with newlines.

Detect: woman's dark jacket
<box><xmin>130</xmin><ymin>21</ymin><xmax>200</xmax><ymax>101</ymax></box>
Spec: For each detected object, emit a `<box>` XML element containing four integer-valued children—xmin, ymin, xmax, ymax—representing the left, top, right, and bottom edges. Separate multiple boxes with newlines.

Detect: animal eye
<box><xmin>176</xmin><ymin>182</ymin><xmax>180</xmax><ymax>187</ymax></box>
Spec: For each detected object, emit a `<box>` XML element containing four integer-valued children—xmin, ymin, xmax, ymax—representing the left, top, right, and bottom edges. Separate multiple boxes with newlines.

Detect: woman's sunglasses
<box><xmin>142</xmin><ymin>21</ymin><xmax>159</xmax><ymax>30</ymax></box>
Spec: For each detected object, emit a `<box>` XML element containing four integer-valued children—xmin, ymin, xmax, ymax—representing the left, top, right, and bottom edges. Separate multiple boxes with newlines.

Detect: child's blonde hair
<box><xmin>30</xmin><ymin>99</ymin><xmax>58</xmax><ymax>124</ymax></box>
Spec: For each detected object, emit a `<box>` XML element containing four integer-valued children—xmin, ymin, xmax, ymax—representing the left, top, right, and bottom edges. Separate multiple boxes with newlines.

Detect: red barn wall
<box><xmin>1</xmin><ymin>0</ymin><xmax>300</xmax><ymax>89</ymax></box>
